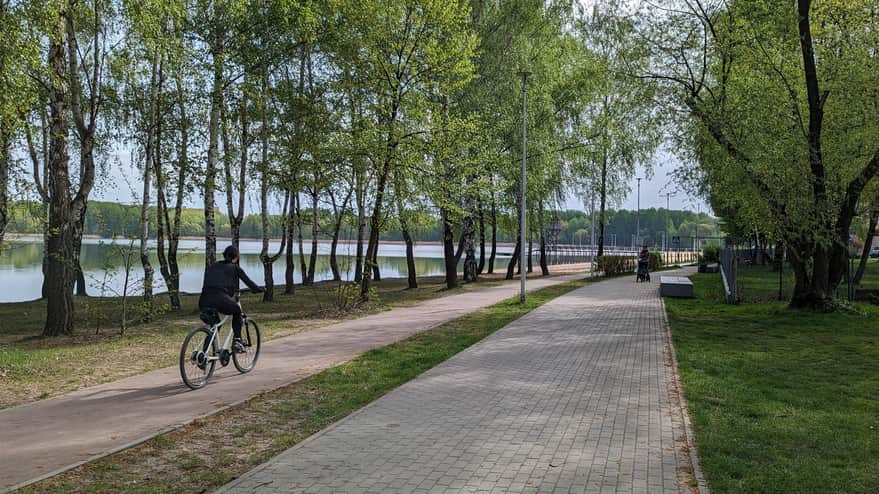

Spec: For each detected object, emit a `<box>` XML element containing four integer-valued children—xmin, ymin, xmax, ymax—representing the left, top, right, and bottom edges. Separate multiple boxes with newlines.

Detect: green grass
<box><xmin>855</xmin><ymin>258</ymin><xmax>879</xmax><ymax>290</ymax></box>
<box><xmin>666</xmin><ymin>273</ymin><xmax>879</xmax><ymax>493</ymax></box>
<box><xmin>733</xmin><ymin>258</ymin><xmax>879</xmax><ymax>303</ymax></box>
<box><xmin>19</xmin><ymin>277</ymin><xmax>593</xmax><ymax>494</ymax></box>
<box><xmin>734</xmin><ymin>264</ymin><xmax>794</xmax><ymax>303</ymax></box>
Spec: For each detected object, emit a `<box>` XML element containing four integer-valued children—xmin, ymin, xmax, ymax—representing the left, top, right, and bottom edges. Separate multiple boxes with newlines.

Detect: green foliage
<box><xmin>333</xmin><ymin>282</ymin><xmax>378</xmax><ymax>312</ymax></box>
<box><xmin>568</xmin><ymin>0</ymin><xmax>661</xmax><ymax>216</ymax></box>
<box><xmin>0</xmin><ymin>0</ymin><xmax>40</xmax><ymax>135</ymax></box>
<box><xmin>594</xmin><ymin>255</ymin><xmax>635</xmax><ymax>276</ymax></box>
<box><xmin>648</xmin><ymin>252</ymin><xmax>663</xmax><ymax>271</ymax></box>
<box><xmin>702</xmin><ymin>243</ymin><xmax>722</xmax><ymax>264</ymax></box>
<box><xmin>640</xmin><ymin>1</ymin><xmax>879</xmax><ymax>304</ymax></box>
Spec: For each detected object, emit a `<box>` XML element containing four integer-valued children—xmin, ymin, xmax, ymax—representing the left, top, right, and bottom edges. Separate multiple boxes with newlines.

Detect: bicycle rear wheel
<box><xmin>180</xmin><ymin>327</ymin><xmax>218</xmax><ymax>389</ymax></box>
<box><xmin>232</xmin><ymin>319</ymin><xmax>261</xmax><ymax>373</ymax></box>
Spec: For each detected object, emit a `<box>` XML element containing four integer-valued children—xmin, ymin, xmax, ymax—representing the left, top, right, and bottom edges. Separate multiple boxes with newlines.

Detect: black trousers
<box><xmin>199</xmin><ymin>291</ymin><xmax>243</xmax><ymax>339</ymax></box>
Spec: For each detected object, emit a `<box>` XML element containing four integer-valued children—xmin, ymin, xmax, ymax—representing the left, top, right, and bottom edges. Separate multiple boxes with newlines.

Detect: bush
<box><xmin>702</xmin><ymin>243</ymin><xmax>722</xmax><ymax>263</ymax></box>
<box><xmin>333</xmin><ymin>282</ymin><xmax>379</xmax><ymax>312</ymax></box>
<box><xmin>595</xmin><ymin>255</ymin><xmax>635</xmax><ymax>276</ymax></box>
<box><xmin>649</xmin><ymin>252</ymin><xmax>663</xmax><ymax>271</ymax></box>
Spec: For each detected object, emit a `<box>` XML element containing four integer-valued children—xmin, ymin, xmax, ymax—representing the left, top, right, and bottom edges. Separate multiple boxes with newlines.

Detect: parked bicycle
<box><xmin>179</xmin><ymin>292</ymin><xmax>261</xmax><ymax>390</ymax></box>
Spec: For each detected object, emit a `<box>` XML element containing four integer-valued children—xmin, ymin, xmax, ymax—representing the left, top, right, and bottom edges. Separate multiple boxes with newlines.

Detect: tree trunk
<box><xmin>258</xmin><ymin>65</ymin><xmax>287</xmax><ymax>302</ymax></box>
<box><xmin>372</xmin><ymin>248</ymin><xmax>381</xmax><ymax>281</ymax></box>
<box><xmin>165</xmin><ymin>70</ymin><xmax>188</xmax><ymax>310</ymax></box>
<box><xmin>462</xmin><ymin>221</ymin><xmax>477</xmax><ymax>282</ymax></box>
<box><xmin>204</xmin><ymin>41</ymin><xmax>223</xmax><ymax>269</ymax></box>
<box><xmin>394</xmin><ymin>176</ymin><xmax>417</xmax><ymax>289</ymax></box>
<box><xmin>0</xmin><ymin>128</ymin><xmax>9</xmax><ymax>248</ymax></box>
<box><xmin>284</xmin><ymin>201</ymin><xmax>295</xmax><ymax>294</ymax></box>
<box><xmin>260</xmin><ymin>187</ymin><xmax>289</xmax><ymax>303</ymax></box>
<box><xmin>27</xmin><ymin>110</ymin><xmax>52</xmax><ymax>298</ymax></box>
<box><xmin>359</xmin><ymin>121</ymin><xmax>395</xmax><ymax>299</ymax></box>
<box><xmin>354</xmin><ymin>168</ymin><xmax>365</xmax><ymax>282</ymax></box>
<box><xmin>597</xmin><ymin>153</ymin><xmax>608</xmax><ymax>257</ymax></box>
<box><xmin>462</xmin><ymin>187</ymin><xmax>477</xmax><ymax>283</ymax></box>
<box><xmin>42</xmin><ymin>233</ymin><xmax>50</xmax><ymax>299</ymax></box>
<box><xmin>772</xmin><ymin>241</ymin><xmax>784</xmax><ymax>272</ymax></box>
<box><xmin>787</xmin><ymin>1</ymin><xmax>856</xmax><ymax>308</ymax></box>
<box><xmin>488</xmin><ymin>190</ymin><xmax>497</xmax><ymax>274</ymax></box>
<box><xmin>809</xmin><ymin>246</ymin><xmax>832</xmax><ymax>305</ymax></box>
<box><xmin>788</xmin><ymin>248</ymin><xmax>814</xmax><ymax>308</ymax></box>
<box><xmin>476</xmin><ymin>195</ymin><xmax>486</xmax><ymax>275</ymax></box>
<box><xmin>505</xmin><ymin>230</ymin><xmax>520</xmax><ymax>280</ymax></box>
<box><xmin>139</xmin><ymin>56</ymin><xmax>161</xmax><ymax>320</ymax></box>
<box><xmin>156</xmin><ymin>61</ymin><xmax>184</xmax><ymax>310</ymax></box>
<box><xmin>328</xmin><ymin>188</ymin><xmax>351</xmax><ymax>282</ymax></box>
<box><xmin>74</xmin><ymin>253</ymin><xmax>87</xmax><ymax>296</ymax></box>
<box><xmin>307</xmin><ymin>188</ymin><xmax>319</xmax><ymax>284</ymax></box>
<box><xmin>527</xmin><ymin>229</ymin><xmax>533</xmax><ymax>273</ymax></box>
<box><xmin>44</xmin><ymin>16</ymin><xmax>75</xmax><ymax>336</ymax></box>
<box><xmin>47</xmin><ymin>0</ymin><xmax>99</xmax><ymax>331</ymax></box>
<box><xmin>329</xmin><ymin>228</ymin><xmax>342</xmax><ymax>281</ymax></box>
<box><xmin>221</xmin><ymin>90</ymin><xmax>246</xmax><ymax>250</ymax></box>
<box><xmin>295</xmin><ymin>193</ymin><xmax>309</xmax><ymax>285</ymax></box>
<box><xmin>784</xmin><ymin>238</ymin><xmax>841</xmax><ymax>309</ymax></box>
<box><xmin>854</xmin><ymin>209</ymin><xmax>878</xmax><ymax>285</ymax></box>
<box><xmin>66</xmin><ymin>0</ymin><xmax>100</xmax><ymax>300</ymax></box>
<box><xmin>442</xmin><ymin>206</ymin><xmax>457</xmax><ymax>289</ymax></box>
<box><xmin>539</xmin><ymin>208</ymin><xmax>549</xmax><ymax>276</ymax></box>
<box><xmin>401</xmin><ymin>226</ymin><xmax>417</xmax><ymax>288</ymax></box>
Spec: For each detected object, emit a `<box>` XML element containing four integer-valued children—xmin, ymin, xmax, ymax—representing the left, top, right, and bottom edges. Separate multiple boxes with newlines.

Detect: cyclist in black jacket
<box><xmin>200</xmin><ymin>246</ymin><xmax>263</xmax><ymax>352</ymax></box>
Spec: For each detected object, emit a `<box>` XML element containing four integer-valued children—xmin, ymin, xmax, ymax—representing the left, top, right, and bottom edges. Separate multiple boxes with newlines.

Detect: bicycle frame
<box><xmin>203</xmin><ymin>300</ymin><xmax>247</xmax><ymax>361</ymax></box>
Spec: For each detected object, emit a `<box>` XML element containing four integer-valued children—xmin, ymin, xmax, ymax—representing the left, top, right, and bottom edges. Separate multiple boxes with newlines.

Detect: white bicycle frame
<box><xmin>203</xmin><ymin>301</ymin><xmax>244</xmax><ymax>361</ymax></box>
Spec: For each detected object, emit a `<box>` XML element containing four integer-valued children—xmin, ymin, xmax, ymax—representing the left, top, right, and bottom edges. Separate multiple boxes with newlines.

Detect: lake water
<box><xmin>0</xmin><ymin>238</ymin><xmax>514</xmax><ymax>303</ymax></box>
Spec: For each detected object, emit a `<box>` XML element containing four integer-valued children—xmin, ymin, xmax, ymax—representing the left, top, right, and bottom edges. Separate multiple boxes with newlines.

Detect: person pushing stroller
<box><xmin>636</xmin><ymin>245</ymin><xmax>651</xmax><ymax>282</ymax></box>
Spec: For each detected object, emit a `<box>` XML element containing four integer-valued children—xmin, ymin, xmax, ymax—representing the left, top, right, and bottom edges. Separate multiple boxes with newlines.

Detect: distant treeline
<box><xmin>5</xmin><ymin>201</ymin><xmax>721</xmax><ymax>245</ymax></box>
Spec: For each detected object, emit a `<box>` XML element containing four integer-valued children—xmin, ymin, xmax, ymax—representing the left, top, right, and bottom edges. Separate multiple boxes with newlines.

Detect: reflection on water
<box><xmin>0</xmin><ymin>238</ymin><xmax>512</xmax><ymax>303</ymax></box>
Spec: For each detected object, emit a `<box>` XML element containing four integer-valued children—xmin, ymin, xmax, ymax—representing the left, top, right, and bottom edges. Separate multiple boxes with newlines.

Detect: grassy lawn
<box><xmin>856</xmin><ymin>257</ymin><xmax>879</xmax><ymax>290</ymax></box>
<box><xmin>666</xmin><ymin>271</ymin><xmax>879</xmax><ymax>493</ymax></box>
<box><xmin>19</xmin><ymin>277</ymin><xmax>592</xmax><ymax>494</ymax></box>
<box><xmin>734</xmin><ymin>257</ymin><xmax>879</xmax><ymax>303</ymax></box>
<box><xmin>734</xmin><ymin>264</ymin><xmax>794</xmax><ymax>303</ymax></box>
<box><xmin>0</xmin><ymin>272</ymin><xmax>546</xmax><ymax>409</ymax></box>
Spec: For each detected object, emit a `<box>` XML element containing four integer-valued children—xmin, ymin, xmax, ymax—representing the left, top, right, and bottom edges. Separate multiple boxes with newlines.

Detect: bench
<box><xmin>660</xmin><ymin>276</ymin><xmax>694</xmax><ymax>298</ymax></box>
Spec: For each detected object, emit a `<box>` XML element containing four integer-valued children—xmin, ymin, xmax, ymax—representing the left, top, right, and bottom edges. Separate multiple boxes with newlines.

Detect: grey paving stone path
<box><xmin>0</xmin><ymin>272</ymin><xmax>584</xmax><ymax>492</ymax></box>
<box><xmin>219</xmin><ymin>269</ymin><xmax>703</xmax><ymax>494</ymax></box>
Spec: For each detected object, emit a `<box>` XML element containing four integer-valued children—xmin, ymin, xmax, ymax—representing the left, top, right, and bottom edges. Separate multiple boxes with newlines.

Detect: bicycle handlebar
<box><xmin>233</xmin><ymin>286</ymin><xmax>265</xmax><ymax>302</ymax></box>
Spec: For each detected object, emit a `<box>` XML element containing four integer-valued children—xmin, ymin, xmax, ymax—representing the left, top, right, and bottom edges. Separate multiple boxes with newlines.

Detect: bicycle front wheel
<box><xmin>180</xmin><ymin>327</ymin><xmax>218</xmax><ymax>389</ymax></box>
<box><xmin>233</xmin><ymin>319</ymin><xmax>261</xmax><ymax>373</ymax></box>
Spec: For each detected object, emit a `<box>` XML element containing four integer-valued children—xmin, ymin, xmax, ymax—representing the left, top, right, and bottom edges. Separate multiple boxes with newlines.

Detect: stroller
<box><xmin>636</xmin><ymin>259</ymin><xmax>650</xmax><ymax>282</ymax></box>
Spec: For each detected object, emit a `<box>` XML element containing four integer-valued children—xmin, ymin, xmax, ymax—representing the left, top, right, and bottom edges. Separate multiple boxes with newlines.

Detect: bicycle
<box><xmin>179</xmin><ymin>291</ymin><xmax>262</xmax><ymax>390</ymax></box>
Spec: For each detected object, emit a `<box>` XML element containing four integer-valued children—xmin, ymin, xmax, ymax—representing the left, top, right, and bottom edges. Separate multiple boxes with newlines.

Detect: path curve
<box><xmin>0</xmin><ymin>274</ymin><xmax>582</xmax><ymax>492</ymax></box>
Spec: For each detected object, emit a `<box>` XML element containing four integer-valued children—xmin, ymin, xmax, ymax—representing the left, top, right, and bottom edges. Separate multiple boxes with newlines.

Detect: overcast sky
<box><xmin>563</xmin><ymin>153</ymin><xmax>711</xmax><ymax>214</ymax></box>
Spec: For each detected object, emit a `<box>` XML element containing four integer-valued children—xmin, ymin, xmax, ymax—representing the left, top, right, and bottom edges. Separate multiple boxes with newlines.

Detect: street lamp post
<box><xmin>518</xmin><ymin>71</ymin><xmax>530</xmax><ymax>303</ymax></box>
<box><xmin>590</xmin><ymin>188</ymin><xmax>595</xmax><ymax>247</ymax></box>
<box><xmin>636</xmin><ymin>177</ymin><xmax>641</xmax><ymax>247</ymax></box>
<box><xmin>662</xmin><ymin>192</ymin><xmax>674</xmax><ymax>253</ymax></box>
<box><xmin>695</xmin><ymin>203</ymin><xmax>700</xmax><ymax>251</ymax></box>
